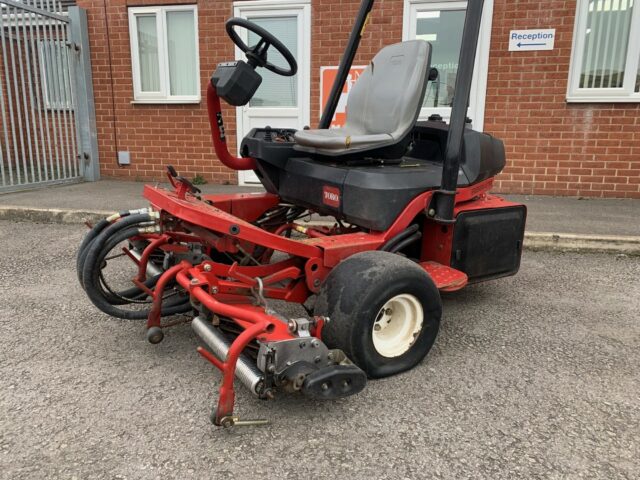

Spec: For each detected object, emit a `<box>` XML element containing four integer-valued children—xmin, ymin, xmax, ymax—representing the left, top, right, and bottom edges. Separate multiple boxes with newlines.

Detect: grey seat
<box><xmin>294</xmin><ymin>40</ymin><xmax>432</xmax><ymax>157</ymax></box>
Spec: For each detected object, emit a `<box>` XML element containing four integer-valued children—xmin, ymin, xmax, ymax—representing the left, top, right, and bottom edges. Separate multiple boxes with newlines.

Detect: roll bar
<box><xmin>319</xmin><ymin>0</ymin><xmax>486</xmax><ymax>224</ymax></box>
<box><xmin>432</xmin><ymin>0</ymin><xmax>485</xmax><ymax>223</ymax></box>
<box><xmin>318</xmin><ymin>0</ymin><xmax>375</xmax><ymax>129</ymax></box>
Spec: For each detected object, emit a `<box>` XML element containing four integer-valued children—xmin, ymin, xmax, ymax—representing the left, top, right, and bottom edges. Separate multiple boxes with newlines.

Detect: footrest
<box><xmin>419</xmin><ymin>261</ymin><xmax>468</xmax><ymax>292</ymax></box>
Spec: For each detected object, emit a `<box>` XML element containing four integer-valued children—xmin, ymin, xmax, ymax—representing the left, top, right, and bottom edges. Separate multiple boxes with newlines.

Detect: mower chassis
<box><xmin>136</xmin><ymin>179</ymin><xmax>521</xmax><ymax>425</ymax></box>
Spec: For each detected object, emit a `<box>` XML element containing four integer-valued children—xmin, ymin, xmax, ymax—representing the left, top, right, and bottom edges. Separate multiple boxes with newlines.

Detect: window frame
<box><xmin>128</xmin><ymin>5</ymin><xmax>200</xmax><ymax>104</ymax></box>
<box><xmin>402</xmin><ymin>0</ymin><xmax>494</xmax><ymax>131</ymax></box>
<box><xmin>567</xmin><ymin>0</ymin><xmax>640</xmax><ymax>103</ymax></box>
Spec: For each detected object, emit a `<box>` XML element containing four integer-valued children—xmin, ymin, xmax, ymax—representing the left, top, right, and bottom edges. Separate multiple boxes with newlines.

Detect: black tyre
<box><xmin>315</xmin><ymin>251</ymin><xmax>441</xmax><ymax>378</ymax></box>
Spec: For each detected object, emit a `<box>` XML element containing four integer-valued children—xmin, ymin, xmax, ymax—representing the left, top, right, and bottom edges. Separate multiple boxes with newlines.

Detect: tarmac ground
<box><xmin>0</xmin><ymin>220</ymin><xmax>638</xmax><ymax>479</ymax></box>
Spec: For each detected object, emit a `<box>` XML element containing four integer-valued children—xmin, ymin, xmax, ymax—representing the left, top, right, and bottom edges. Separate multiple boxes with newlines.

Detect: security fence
<box><xmin>0</xmin><ymin>0</ymin><xmax>97</xmax><ymax>193</ymax></box>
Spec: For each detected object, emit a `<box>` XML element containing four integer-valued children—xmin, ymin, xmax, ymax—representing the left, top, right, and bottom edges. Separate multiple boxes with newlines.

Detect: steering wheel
<box><xmin>225</xmin><ymin>17</ymin><xmax>298</xmax><ymax>77</ymax></box>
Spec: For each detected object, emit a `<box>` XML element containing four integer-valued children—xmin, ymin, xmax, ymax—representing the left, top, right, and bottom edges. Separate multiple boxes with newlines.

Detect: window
<box><xmin>128</xmin><ymin>5</ymin><xmax>200</xmax><ymax>103</ymax></box>
<box><xmin>39</xmin><ymin>40</ymin><xmax>74</xmax><ymax>110</ymax></box>
<box><xmin>246</xmin><ymin>16</ymin><xmax>298</xmax><ymax>107</ymax></box>
<box><xmin>568</xmin><ymin>0</ymin><xmax>640</xmax><ymax>102</ymax></box>
<box><xmin>403</xmin><ymin>0</ymin><xmax>493</xmax><ymax>130</ymax></box>
<box><xmin>414</xmin><ymin>8</ymin><xmax>466</xmax><ymax>110</ymax></box>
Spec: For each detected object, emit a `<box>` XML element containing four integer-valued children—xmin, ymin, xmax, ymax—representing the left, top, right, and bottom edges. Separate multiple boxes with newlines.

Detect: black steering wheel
<box><xmin>225</xmin><ymin>17</ymin><xmax>298</xmax><ymax>77</ymax></box>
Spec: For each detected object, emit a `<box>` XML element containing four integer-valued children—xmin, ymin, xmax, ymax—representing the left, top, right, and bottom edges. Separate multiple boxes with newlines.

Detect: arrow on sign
<box><xmin>517</xmin><ymin>42</ymin><xmax>546</xmax><ymax>48</ymax></box>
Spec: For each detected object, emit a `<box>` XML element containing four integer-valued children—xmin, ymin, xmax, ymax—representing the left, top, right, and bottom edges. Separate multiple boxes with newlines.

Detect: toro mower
<box><xmin>78</xmin><ymin>0</ymin><xmax>526</xmax><ymax>428</ymax></box>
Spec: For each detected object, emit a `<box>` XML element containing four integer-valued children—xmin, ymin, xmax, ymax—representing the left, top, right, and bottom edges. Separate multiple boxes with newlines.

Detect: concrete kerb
<box><xmin>0</xmin><ymin>206</ymin><xmax>113</xmax><ymax>225</ymax></box>
<box><xmin>1</xmin><ymin>205</ymin><xmax>639</xmax><ymax>256</ymax></box>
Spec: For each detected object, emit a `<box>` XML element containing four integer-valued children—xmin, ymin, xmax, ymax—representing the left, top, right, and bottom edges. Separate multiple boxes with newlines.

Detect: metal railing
<box><xmin>0</xmin><ymin>0</ymin><xmax>98</xmax><ymax>193</ymax></box>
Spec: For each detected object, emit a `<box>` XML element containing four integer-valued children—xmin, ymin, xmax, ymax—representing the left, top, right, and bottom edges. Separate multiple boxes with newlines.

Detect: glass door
<box><xmin>234</xmin><ymin>3</ymin><xmax>311</xmax><ymax>185</ymax></box>
<box><xmin>404</xmin><ymin>0</ymin><xmax>493</xmax><ymax>130</ymax></box>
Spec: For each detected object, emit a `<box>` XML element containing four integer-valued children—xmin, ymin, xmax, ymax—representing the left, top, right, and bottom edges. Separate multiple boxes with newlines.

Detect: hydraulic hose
<box><xmin>92</xmin><ymin>224</ymin><xmax>162</xmax><ymax>306</ymax></box>
<box><xmin>78</xmin><ymin>212</ymin><xmax>154</xmax><ymax>292</ymax></box>
<box><xmin>379</xmin><ymin>224</ymin><xmax>420</xmax><ymax>252</ymax></box>
<box><xmin>76</xmin><ymin>208</ymin><xmax>150</xmax><ymax>286</ymax></box>
<box><xmin>388</xmin><ymin>232</ymin><xmax>422</xmax><ymax>254</ymax></box>
<box><xmin>82</xmin><ymin>225</ymin><xmax>191</xmax><ymax>320</ymax></box>
<box><xmin>76</xmin><ymin>218</ymin><xmax>110</xmax><ymax>285</ymax></box>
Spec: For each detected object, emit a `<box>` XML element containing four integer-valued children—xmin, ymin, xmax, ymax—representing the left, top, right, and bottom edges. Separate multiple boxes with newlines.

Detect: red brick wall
<box><xmin>76</xmin><ymin>0</ymin><xmax>640</xmax><ymax>198</ymax></box>
<box><xmin>77</xmin><ymin>0</ymin><xmax>238</xmax><ymax>184</ymax></box>
<box><xmin>487</xmin><ymin>0</ymin><xmax>640</xmax><ymax>199</ymax></box>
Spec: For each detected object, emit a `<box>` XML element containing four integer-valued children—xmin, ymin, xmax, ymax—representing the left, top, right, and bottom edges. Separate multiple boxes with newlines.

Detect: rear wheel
<box><xmin>315</xmin><ymin>251</ymin><xmax>441</xmax><ymax>378</ymax></box>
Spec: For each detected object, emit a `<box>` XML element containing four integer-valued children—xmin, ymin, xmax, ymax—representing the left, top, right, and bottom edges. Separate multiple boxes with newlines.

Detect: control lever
<box><xmin>165</xmin><ymin>165</ymin><xmax>202</xmax><ymax>198</ymax></box>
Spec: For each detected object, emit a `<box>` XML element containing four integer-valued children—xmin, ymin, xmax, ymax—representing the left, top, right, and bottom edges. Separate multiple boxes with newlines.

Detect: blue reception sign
<box><xmin>508</xmin><ymin>29</ymin><xmax>555</xmax><ymax>51</ymax></box>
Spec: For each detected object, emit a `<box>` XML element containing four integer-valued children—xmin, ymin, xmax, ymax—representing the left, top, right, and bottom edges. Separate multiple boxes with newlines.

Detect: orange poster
<box><xmin>320</xmin><ymin>66</ymin><xmax>366</xmax><ymax>129</ymax></box>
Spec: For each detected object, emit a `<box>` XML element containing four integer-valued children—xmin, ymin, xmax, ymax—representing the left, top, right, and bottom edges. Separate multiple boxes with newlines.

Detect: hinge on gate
<box><xmin>78</xmin><ymin>152</ymin><xmax>90</xmax><ymax>164</ymax></box>
<box><xmin>66</xmin><ymin>41</ymin><xmax>80</xmax><ymax>52</ymax></box>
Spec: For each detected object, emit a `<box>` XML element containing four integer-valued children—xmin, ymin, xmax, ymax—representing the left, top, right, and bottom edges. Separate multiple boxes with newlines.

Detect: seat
<box><xmin>294</xmin><ymin>40</ymin><xmax>432</xmax><ymax>157</ymax></box>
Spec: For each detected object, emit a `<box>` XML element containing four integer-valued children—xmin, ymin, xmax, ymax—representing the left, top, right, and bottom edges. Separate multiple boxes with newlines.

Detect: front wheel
<box><xmin>314</xmin><ymin>251</ymin><xmax>442</xmax><ymax>378</ymax></box>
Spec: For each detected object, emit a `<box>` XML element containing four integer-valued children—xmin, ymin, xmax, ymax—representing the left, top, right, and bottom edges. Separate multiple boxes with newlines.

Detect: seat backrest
<box><xmin>345</xmin><ymin>40</ymin><xmax>431</xmax><ymax>139</ymax></box>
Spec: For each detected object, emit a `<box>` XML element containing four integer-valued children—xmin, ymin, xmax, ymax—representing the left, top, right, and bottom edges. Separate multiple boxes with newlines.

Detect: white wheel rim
<box><xmin>372</xmin><ymin>293</ymin><xmax>424</xmax><ymax>358</ymax></box>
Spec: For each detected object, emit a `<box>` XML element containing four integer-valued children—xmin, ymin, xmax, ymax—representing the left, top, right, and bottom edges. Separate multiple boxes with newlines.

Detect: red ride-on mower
<box><xmin>78</xmin><ymin>0</ymin><xmax>526</xmax><ymax>428</ymax></box>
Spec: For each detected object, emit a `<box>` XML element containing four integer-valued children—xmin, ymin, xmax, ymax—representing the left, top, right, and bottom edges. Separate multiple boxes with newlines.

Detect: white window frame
<box><xmin>128</xmin><ymin>5</ymin><xmax>200</xmax><ymax>104</ymax></box>
<box><xmin>402</xmin><ymin>0</ymin><xmax>494</xmax><ymax>131</ymax></box>
<box><xmin>567</xmin><ymin>0</ymin><xmax>640</xmax><ymax>103</ymax></box>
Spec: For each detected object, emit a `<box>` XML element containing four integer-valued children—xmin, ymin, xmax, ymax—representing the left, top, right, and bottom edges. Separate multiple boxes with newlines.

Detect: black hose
<box><xmin>82</xmin><ymin>225</ymin><xmax>191</xmax><ymax>320</ymax></box>
<box><xmin>91</xmin><ymin>227</ymin><xmax>162</xmax><ymax>305</ymax></box>
<box><xmin>76</xmin><ymin>210</ymin><xmax>147</xmax><ymax>287</ymax></box>
<box><xmin>379</xmin><ymin>224</ymin><xmax>420</xmax><ymax>252</ymax></box>
<box><xmin>76</xmin><ymin>218</ymin><xmax>110</xmax><ymax>285</ymax></box>
<box><xmin>389</xmin><ymin>232</ymin><xmax>422</xmax><ymax>254</ymax></box>
<box><xmin>78</xmin><ymin>213</ymin><xmax>151</xmax><ymax>291</ymax></box>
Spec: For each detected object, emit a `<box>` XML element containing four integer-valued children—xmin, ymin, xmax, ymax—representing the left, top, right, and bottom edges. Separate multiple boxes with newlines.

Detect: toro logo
<box><xmin>322</xmin><ymin>185</ymin><xmax>341</xmax><ymax>208</ymax></box>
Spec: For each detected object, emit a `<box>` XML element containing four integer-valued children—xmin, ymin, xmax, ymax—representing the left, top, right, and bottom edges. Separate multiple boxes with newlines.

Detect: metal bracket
<box><xmin>257</xmin><ymin>337</ymin><xmax>331</xmax><ymax>375</ymax></box>
<box><xmin>219</xmin><ymin>416</ymin><xmax>269</xmax><ymax>428</ymax></box>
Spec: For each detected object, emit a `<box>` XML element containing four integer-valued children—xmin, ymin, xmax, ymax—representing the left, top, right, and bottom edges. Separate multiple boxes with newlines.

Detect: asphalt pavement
<box><xmin>0</xmin><ymin>220</ymin><xmax>638</xmax><ymax>479</ymax></box>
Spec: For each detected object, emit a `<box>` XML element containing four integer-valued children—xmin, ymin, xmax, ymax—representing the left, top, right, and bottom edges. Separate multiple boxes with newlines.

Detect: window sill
<box><xmin>130</xmin><ymin>99</ymin><xmax>201</xmax><ymax>105</ymax></box>
<box><xmin>566</xmin><ymin>96</ymin><xmax>640</xmax><ymax>104</ymax></box>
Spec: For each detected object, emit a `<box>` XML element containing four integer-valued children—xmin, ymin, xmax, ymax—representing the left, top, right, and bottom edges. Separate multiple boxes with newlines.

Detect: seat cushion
<box><xmin>294</xmin><ymin>40</ymin><xmax>431</xmax><ymax>157</ymax></box>
<box><xmin>294</xmin><ymin>128</ymin><xmax>392</xmax><ymax>151</ymax></box>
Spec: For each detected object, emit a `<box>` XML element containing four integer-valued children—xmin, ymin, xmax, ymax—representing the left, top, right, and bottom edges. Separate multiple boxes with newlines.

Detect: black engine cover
<box><xmin>248</xmin><ymin>121</ymin><xmax>507</xmax><ymax>231</ymax></box>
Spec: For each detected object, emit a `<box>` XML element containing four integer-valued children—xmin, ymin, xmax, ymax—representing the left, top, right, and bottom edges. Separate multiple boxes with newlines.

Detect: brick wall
<box><xmin>76</xmin><ymin>0</ymin><xmax>238</xmax><ymax>184</ymax></box>
<box><xmin>76</xmin><ymin>0</ymin><xmax>639</xmax><ymax>198</ymax></box>
<box><xmin>487</xmin><ymin>0</ymin><xmax>640</xmax><ymax>199</ymax></box>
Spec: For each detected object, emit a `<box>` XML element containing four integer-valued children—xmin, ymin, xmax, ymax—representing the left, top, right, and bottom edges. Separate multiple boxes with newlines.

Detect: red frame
<box><xmin>129</xmin><ymin>85</ymin><xmax>524</xmax><ymax>425</ymax></box>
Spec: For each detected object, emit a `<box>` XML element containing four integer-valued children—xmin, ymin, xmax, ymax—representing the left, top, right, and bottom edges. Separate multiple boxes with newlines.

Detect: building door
<box><xmin>233</xmin><ymin>1</ymin><xmax>311</xmax><ymax>185</ymax></box>
<box><xmin>403</xmin><ymin>0</ymin><xmax>493</xmax><ymax>130</ymax></box>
